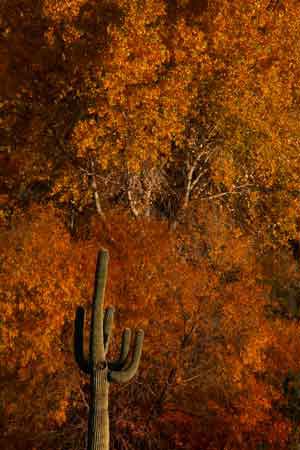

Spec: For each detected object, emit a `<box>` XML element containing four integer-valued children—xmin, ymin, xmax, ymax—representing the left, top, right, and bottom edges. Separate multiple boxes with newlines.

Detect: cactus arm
<box><xmin>109</xmin><ymin>329</ymin><xmax>144</xmax><ymax>383</ymax></box>
<box><xmin>74</xmin><ymin>249</ymin><xmax>144</xmax><ymax>450</ymax></box>
<box><xmin>108</xmin><ymin>328</ymin><xmax>131</xmax><ymax>371</ymax></box>
<box><xmin>74</xmin><ymin>306</ymin><xmax>90</xmax><ymax>374</ymax></box>
<box><xmin>91</xmin><ymin>250</ymin><xmax>108</xmax><ymax>365</ymax></box>
<box><xmin>103</xmin><ymin>306</ymin><xmax>115</xmax><ymax>355</ymax></box>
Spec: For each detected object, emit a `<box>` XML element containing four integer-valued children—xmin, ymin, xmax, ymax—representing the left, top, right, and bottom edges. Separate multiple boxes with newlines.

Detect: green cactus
<box><xmin>74</xmin><ymin>249</ymin><xmax>144</xmax><ymax>450</ymax></box>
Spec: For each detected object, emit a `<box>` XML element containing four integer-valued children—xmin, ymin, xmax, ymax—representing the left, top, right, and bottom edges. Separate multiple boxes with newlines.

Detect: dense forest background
<box><xmin>2</xmin><ymin>0</ymin><xmax>300</xmax><ymax>449</ymax></box>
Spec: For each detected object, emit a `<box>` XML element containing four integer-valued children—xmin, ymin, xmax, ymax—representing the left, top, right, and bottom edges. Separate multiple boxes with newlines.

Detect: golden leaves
<box><xmin>71</xmin><ymin>119</ymin><xmax>99</xmax><ymax>157</ymax></box>
<box><xmin>211</xmin><ymin>154</ymin><xmax>236</xmax><ymax>191</ymax></box>
<box><xmin>70</xmin><ymin>0</ymin><xmax>211</xmax><ymax>173</ymax></box>
<box><xmin>0</xmin><ymin>205</ymin><xmax>87</xmax><ymax>440</ymax></box>
<box><xmin>203</xmin><ymin>0</ymin><xmax>300</xmax><ymax>253</ymax></box>
<box><xmin>62</xmin><ymin>24</ymin><xmax>83</xmax><ymax>44</ymax></box>
<box><xmin>42</xmin><ymin>0</ymin><xmax>86</xmax><ymax>21</ymax></box>
<box><xmin>49</xmin><ymin>399</ymin><xmax>69</xmax><ymax>426</ymax></box>
<box><xmin>0</xmin><ymin>200</ymin><xmax>298</xmax><ymax>448</ymax></box>
<box><xmin>173</xmin><ymin>18</ymin><xmax>207</xmax><ymax>64</ymax></box>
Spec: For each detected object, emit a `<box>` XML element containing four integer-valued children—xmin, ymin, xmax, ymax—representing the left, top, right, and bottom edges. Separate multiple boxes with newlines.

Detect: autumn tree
<box><xmin>1</xmin><ymin>0</ymin><xmax>215</xmax><ymax>224</ymax></box>
<box><xmin>198</xmin><ymin>0</ymin><xmax>300</xmax><ymax>253</ymax></box>
<box><xmin>3</xmin><ymin>2</ymin><xmax>300</xmax><ymax>449</ymax></box>
<box><xmin>0</xmin><ymin>205</ymin><xmax>80</xmax><ymax>449</ymax></box>
<box><xmin>155</xmin><ymin>201</ymin><xmax>287</xmax><ymax>449</ymax></box>
<box><xmin>2</xmin><ymin>199</ymin><xmax>300</xmax><ymax>449</ymax></box>
<box><xmin>92</xmin><ymin>201</ymin><xmax>298</xmax><ymax>450</ymax></box>
<box><xmin>0</xmin><ymin>202</ymin><xmax>216</xmax><ymax>449</ymax></box>
<box><xmin>2</xmin><ymin>0</ymin><xmax>300</xmax><ymax>248</ymax></box>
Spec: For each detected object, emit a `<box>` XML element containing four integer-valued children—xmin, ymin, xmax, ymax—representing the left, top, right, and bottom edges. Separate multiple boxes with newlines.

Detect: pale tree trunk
<box><xmin>89</xmin><ymin>159</ymin><xmax>119</xmax><ymax>250</ymax></box>
<box><xmin>179</xmin><ymin>125</ymin><xmax>220</xmax><ymax>212</ymax></box>
<box><xmin>127</xmin><ymin>161</ymin><xmax>168</xmax><ymax>219</ymax></box>
<box><xmin>127</xmin><ymin>170</ymin><xmax>152</xmax><ymax>218</ymax></box>
<box><xmin>180</xmin><ymin>132</ymin><xmax>253</xmax><ymax>216</ymax></box>
<box><xmin>182</xmin><ymin>146</ymin><xmax>210</xmax><ymax>209</ymax></box>
<box><xmin>169</xmin><ymin>143</ymin><xmax>212</xmax><ymax>230</ymax></box>
<box><xmin>90</xmin><ymin>159</ymin><xmax>106</xmax><ymax>220</ymax></box>
<box><xmin>127</xmin><ymin>176</ymin><xmax>142</xmax><ymax>218</ymax></box>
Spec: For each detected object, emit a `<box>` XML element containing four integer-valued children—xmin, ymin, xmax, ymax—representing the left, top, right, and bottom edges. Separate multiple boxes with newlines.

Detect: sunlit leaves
<box><xmin>70</xmin><ymin>0</ymin><xmax>211</xmax><ymax>173</ymax></box>
<box><xmin>203</xmin><ymin>0</ymin><xmax>300</xmax><ymax>252</ymax></box>
<box><xmin>0</xmin><ymin>205</ymin><xmax>81</xmax><ymax>436</ymax></box>
<box><xmin>42</xmin><ymin>0</ymin><xmax>86</xmax><ymax>21</ymax></box>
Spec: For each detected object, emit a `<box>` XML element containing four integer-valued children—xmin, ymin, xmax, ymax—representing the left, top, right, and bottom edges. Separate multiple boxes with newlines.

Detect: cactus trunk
<box><xmin>74</xmin><ymin>249</ymin><xmax>144</xmax><ymax>450</ymax></box>
<box><xmin>88</xmin><ymin>366</ymin><xmax>109</xmax><ymax>450</ymax></box>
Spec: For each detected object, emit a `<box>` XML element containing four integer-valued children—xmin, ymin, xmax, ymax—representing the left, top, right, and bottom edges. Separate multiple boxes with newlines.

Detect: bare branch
<box><xmin>190</xmin><ymin>166</ymin><xmax>209</xmax><ymax>191</ymax></box>
<box><xmin>198</xmin><ymin>184</ymin><xmax>254</xmax><ymax>201</ymax></box>
<box><xmin>78</xmin><ymin>166</ymin><xmax>121</xmax><ymax>186</ymax></box>
<box><xmin>180</xmin><ymin>372</ymin><xmax>204</xmax><ymax>385</ymax></box>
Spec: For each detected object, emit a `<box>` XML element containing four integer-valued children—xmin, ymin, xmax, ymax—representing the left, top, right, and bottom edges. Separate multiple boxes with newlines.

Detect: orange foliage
<box><xmin>204</xmin><ymin>0</ymin><xmax>300</xmax><ymax>251</ymax></box>
<box><xmin>0</xmin><ymin>206</ymin><xmax>83</xmax><ymax>448</ymax></box>
<box><xmin>2</xmin><ymin>1</ymin><xmax>300</xmax><ymax>449</ymax></box>
<box><xmin>70</xmin><ymin>0</ymin><xmax>211</xmax><ymax>173</ymax></box>
<box><xmin>1</xmin><ymin>201</ymin><xmax>300</xmax><ymax>449</ymax></box>
<box><xmin>151</xmin><ymin>203</ymin><xmax>297</xmax><ymax>449</ymax></box>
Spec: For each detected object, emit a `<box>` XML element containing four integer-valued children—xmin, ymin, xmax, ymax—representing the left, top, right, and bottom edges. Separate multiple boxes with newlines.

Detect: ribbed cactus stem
<box><xmin>74</xmin><ymin>249</ymin><xmax>144</xmax><ymax>450</ymax></box>
<box><xmin>88</xmin><ymin>365</ymin><xmax>109</xmax><ymax>450</ymax></box>
<box><xmin>103</xmin><ymin>307</ymin><xmax>115</xmax><ymax>353</ymax></box>
<box><xmin>91</xmin><ymin>250</ymin><xmax>108</xmax><ymax>365</ymax></box>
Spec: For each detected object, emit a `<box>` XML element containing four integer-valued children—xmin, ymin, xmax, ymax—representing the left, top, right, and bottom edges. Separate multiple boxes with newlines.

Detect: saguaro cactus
<box><xmin>74</xmin><ymin>249</ymin><xmax>144</xmax><ymax>450</ymax></box>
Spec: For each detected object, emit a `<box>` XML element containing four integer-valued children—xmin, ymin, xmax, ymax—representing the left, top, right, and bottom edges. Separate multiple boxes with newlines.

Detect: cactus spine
<box><xmin>74</xmin><ymin>249</ymin><xmax>144</xmax><ymax>450</ymax></box>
